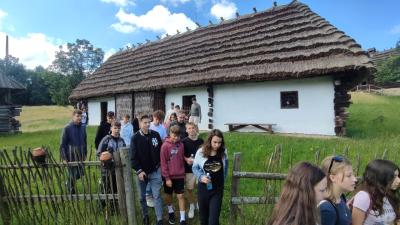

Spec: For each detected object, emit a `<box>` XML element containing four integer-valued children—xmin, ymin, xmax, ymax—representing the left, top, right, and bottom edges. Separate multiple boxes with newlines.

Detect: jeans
<box><xmin>198</xmin><ymin>183</ymin><xmax>223</xmax><ymax>225</ymax></box>
<box><xmin>138</xmin><ymin>167</ymin><xmax>163</xmax><ymax>221</ymax></box>
<box><xmin>66</xmin><ymin>165</ymin><xmax>84</xmax><ymax>194</ymax></box>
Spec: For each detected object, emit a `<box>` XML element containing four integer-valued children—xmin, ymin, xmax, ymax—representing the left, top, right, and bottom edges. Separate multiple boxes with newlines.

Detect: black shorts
<box><xmin>163</xmin><ymin>178</ymin><xmax>185</xmax><ymax>194</ymax></box>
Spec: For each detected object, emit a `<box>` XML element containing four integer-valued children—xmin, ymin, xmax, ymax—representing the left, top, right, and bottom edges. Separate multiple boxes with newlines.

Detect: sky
<box><xmin>0</xmin><ymin>0</ymin><xmax>399</xmax><ymax>69</ymax></box>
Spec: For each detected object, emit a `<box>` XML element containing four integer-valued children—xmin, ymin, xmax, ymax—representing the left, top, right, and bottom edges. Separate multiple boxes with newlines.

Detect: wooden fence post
<box><xmin>0</xmin><ymin>174</ymin><xmax>11</xmax><ymax>225</ymax></box>
<box><xmin>113</xmin><ymin>151</ymin><xmax>127</xmax><ymax>223</ymax></box>
<box><xmin>119</xmin><ymin>147</ymin><xmax>137</xmax><ymax>225</ymax></box>
<box><xmin>230</xmin><ymin>152</ymin><xmax>242</xmax><ymax>225</ymax></box>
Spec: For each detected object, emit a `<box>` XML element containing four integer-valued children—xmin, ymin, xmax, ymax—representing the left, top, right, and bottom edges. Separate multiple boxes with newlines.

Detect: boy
<box><xmin>160</xmin><ymin>125</ymin><xmax>187</xmax><ymax>225</ymax></box>
<box><xmin>95</xmin><ymin>111</ymin><xmax>115</xmax><ymax>149</ymax></box>
<box><xmin>120</xmin><ymin>114</ymin><xmax>134</xmax><ymax>147</ymax></box>
<box><xmin>182</xmin><ymin>122</ymin><xmax>204</xmax><ymax>219</ymax></box>
<box><xmin>130</xmin><ymin>114</ymin><xmax>163</xmax><ymax>225</ymax></box>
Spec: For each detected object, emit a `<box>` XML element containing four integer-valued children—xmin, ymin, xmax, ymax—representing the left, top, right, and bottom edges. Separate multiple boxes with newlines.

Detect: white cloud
<box><xmin>104</xmin><ymin>48</ymin><xmax>117</xmax><ymax>61</ymax></box>
<box><xmin>111</xmin><ymin>23</ymin><xmax>136</xmax><ymax>33</ymax></box>
<box><xmin>100</xmin><ymin>0</ymin><xmax>134</xmax><ymax>7</ymax></box>
<box><xmin>0</xmin><ymin>32</ymin><xmax>61</xmax><ymax>69</ymax></box>
<box><xmin>390</xmin><ymin>24</ymin><xmax>400</xmax><ymax>34</ymax></box>
<box><xmin>111</xmin><ymin>5</ymin><xmax>196</xmax><ymax>36</ymax></box>
<box><xmin>160</xmin><ymin>0</ymin><xmax>191</xmax><ymax>7</ymax></box>
<box><xmin>210</xmin><ymin>0</ymin><xmax>237</xmax><ymax>20</ymax></box>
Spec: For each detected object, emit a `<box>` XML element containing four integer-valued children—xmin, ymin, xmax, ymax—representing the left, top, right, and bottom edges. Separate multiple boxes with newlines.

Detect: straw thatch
<box><xmin>69</xmin><ymin>0</ymin><xmax>374</xmax><ymax>101</ymax></box>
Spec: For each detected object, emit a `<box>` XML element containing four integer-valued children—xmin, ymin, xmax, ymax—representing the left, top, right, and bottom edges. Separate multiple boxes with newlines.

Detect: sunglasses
<box><xmin>328</xmin><ymin>156</ymin><xmax>343</xmax><ymax>174</ymax></box>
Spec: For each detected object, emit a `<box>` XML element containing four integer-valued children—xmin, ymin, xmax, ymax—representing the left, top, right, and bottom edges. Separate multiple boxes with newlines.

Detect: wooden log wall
<box><xmin>333</xmin><ymin>78</ymin><xmax>353</xmax><ymax>136</ymax></box>
<box><xmin>134</xmin><ymin>92</ymin><xmax>154</xmax><ymax>116</ymax></box>
<box><xmin>115</xmin><ymin>94</ymin><xmax>133</xmax><ymax>121</ymax></box>
<box><xmin>0</xmin><ymin>105</ymin><xmax>22</xmax><ymax>134</ymax></box>
<box><xmin>207</xmin><ymin>85</ymin><xmax>214</xmax><ymax>129</ymax></box>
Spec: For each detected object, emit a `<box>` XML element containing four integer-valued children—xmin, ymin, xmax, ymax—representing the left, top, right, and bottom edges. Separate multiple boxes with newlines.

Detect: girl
<box><xmin>267</xmin><ymin>162</ymin><xmax>327</xmax><ymax>225</ymax></box>
<box><xmin>164</xmin><ymin>112</ymin><xmax>177</xmax><ymax>129</ymax></box>
<box><xmin>320</xmin><ymin>156</ymin><xmax>357</xmax><ymax>225</ymax></box>
<box><xmin>351</xmin><ymin>159</ymin><xmax>400</xmax><ymax>225</ymax></box>
<box><xmin>192</xmin><ymin>129</ymin><xmax>228</xmax><ymax>225</ymax></box>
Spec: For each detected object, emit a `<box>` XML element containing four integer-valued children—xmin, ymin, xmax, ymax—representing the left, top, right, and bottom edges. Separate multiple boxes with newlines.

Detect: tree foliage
<box><xmin>374</xmin><ymin>55</ymin><xmax>400</xmax><ymax>84</ymax></box>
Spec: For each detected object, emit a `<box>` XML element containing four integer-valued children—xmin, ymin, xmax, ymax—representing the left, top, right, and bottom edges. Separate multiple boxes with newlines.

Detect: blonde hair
<box><xmin>321</xmin><ymin>155</ymin><xmax>352</xmax><ymax>201</ymax></box>
<box><xmin>186</xmin><ymin>122</ymin><xmax>199</xmax><ymax>132</ymax></box>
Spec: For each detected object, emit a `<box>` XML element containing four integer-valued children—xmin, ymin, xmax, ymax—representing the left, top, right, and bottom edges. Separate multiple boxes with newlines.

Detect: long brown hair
<box><xmin>356</xmin><ymin>159</ymin><xmax>400</xmax><ymax>218</ymax></box>
<box><xmin>202</xmin><ymin>129</ymin><xmax>225</xmax><ymax>158</ymax></box>
<box><xmin>267</xmin><ymin>162</ymin><xmax>325</xmax><ymax>225</ymax></box>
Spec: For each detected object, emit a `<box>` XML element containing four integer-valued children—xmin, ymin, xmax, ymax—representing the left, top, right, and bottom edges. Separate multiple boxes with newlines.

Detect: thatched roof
<box><xmin>70</xmin><ymin>0</ymin><xmax>374</xmax><ymax>100</ymax></box>
<box><xmin>0</xmin><ymin>71</ymin><xmax>25</xmax><ymax>90</ymax></box>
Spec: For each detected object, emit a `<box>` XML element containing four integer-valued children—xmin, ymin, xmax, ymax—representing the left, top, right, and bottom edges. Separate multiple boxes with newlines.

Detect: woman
<box><xmin>320</xmin><ymin>156</ymin><xmax>357</xmax><ymax>225</ymax></box>
<box><xmin>351</xmin><ymin>159</ymin><xmax>400</xmax><ymax>225</ymax></box>
<box><xmin>267</xmin><ymin>162</ymin><xmax>327</xmax><ymax>225</ymax></box>
<box><xmin>192</xmin><ymin>129</ymin><xmax>228</xmax><ymax>225</ymax></box>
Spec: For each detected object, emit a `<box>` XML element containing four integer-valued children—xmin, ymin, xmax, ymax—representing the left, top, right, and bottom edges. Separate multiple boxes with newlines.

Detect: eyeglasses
<box><xmin>328</xmin><ymin>156</ymin><xmax>343</xmax><ymax>174</ymax></box>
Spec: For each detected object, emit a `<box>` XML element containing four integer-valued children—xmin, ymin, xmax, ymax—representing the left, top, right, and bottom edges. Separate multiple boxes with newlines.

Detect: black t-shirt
<box><xmin>182</xmin><ymin>137</ymin><xmax>204</xmax><ymax>173</ymax></box>
<box><xmin>203</xmin><ymin>155</ymin><xmax>224</xmax><ymax>190</ymax></box>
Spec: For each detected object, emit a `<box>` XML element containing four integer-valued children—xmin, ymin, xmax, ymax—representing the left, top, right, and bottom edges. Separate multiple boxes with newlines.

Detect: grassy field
<box><xmin>1</xmin><ymin>92</ymin><xmax>400</xmax><ymax>224</ymax></box>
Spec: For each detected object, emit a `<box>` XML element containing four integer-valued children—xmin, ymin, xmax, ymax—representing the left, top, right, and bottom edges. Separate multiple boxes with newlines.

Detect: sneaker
<box><xmin>188</xmin><ymin>204</ymin><xmax>195</xmax><ymax>219</ymax></box>
<box><xmin>146</xmin><ymin>196</ymin><xmax>155</xmax><ymax>208</ymax></box>
<box><xmin>179</xmin><ymin>220</ymin><xmax>187</xmax><ymax>225</ymax></box>
<box><xmin>156</xmin><ymin>220</ymin><xmax>163</xmax><ymax>225</ymax></box>
<box><xmin>168</xmin><ymin>212</ymin><xmax>175</xmax><ymax>224</ymax></box>
<box><xmin>143</xmin><ymin>215</ymin><xmax>150</xmax><ymax>225</ymax></box>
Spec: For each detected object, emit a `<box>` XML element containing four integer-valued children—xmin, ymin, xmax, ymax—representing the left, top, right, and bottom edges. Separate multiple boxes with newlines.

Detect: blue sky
<box><xmin>0</xmin><ymin>0</ymin><xmax>399</xmax><ymax>69</ymax></box>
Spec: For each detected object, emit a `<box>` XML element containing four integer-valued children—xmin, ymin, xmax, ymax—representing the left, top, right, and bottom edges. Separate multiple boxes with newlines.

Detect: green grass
<box><xmin>1</xmin><ymin>92</ymin><xmax>400</xmax><ymax>224</ymax></box>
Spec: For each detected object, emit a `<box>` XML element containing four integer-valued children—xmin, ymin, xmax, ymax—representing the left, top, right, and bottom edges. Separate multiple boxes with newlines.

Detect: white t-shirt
<box><xmin>353</xmin><ymin>191</ymin><xmax>396</xmax><ymax>225</ymax></box>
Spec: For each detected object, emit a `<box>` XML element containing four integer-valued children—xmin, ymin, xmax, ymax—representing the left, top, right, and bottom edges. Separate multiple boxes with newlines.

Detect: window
<box><xmin>281</xmin><ymin>91</ymin><xmax>298</xmax><ymax>109</ymax></box>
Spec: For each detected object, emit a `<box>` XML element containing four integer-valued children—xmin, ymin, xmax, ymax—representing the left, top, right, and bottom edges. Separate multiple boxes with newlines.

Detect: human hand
<box><xmin>138</xmin><ymin>172</ymin><xmax>147</xmax><ymax>181</ymax></box>
<box><xmin>200</xmin><ymin>175</ymin><xmax>210</xmax><ymax>184</ymax></box>
<box><xmin>166</xmin><ymin>179</ymin><xmax>172</xmax><ymax>187</ymax></box>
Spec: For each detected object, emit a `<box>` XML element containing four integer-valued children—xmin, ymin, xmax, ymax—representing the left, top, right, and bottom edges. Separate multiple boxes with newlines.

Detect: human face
<box><xmin>170</xmin><ymin>114</ymin><xmax>177</xmax><ymax>121</ymax></box>
<box><xmin>186</xmin><ymin>125</ymin><xmax>198</xmax><ymax>138</ymax></box>
<box><xmin>107</xmin><ymin>116</ymin><xmax>115</xmax><ymax>124</ymax></box>
<box><xmin>211</xmin><ymin>136</ymin><xmax>223</xmax><ymax>151</ymax></box>
<box><xmin>314</xmin><ymin>177</ymin><xmax>328</xmax><ymax>203</ymax></box>
<box><xmin>331</xmin><ymin>166</ymin><xmax>357</xmax><ymax>193</ymax></box>
<box><xmin>72</xmin><ymin>113</ymin><xmax>82</xmax><ymax>125</ymax></box>
<box><xmin>111</xmin><ymin>126</ymin><xmax>121</xmax><ymax>137</ymax></box>
<box><xmin>169</xmin><ymin>133</ymin><xmax>180</xmax><ymax>143</ymax></box>
<box><xmin>177</xmin><ymin>113</ymin><xmax>185</xmax><ymax>123</ymax></box>
<box><xmin>140</xmin><ymin>118</ymin><xmax>151</xmax><ymax>133</ymax></box>
<box><xmin>123</xmin><ymin>117</ymin><xmax>129</xmax><ymax>124</ymax></box>
<box><xmin>153</xmin><ymin>116</ymin><xmax>161</xmax><ymax>125</ymax></box>
<box><xmin>391</xmin><ymin>170</ymin><xmax>400</xmax><ymax>190</ymax></box>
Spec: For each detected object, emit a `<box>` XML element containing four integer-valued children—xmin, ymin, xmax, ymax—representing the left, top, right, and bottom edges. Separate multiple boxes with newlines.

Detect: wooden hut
<box><xmin>0</xmin><ymin>71</ymin><xmax>24</xmax><ymax>134</ymax></box>
<box><xmin>70</xmin><ymin>1</ymin><xmax>375</xmax><ymax>136</ymax></box>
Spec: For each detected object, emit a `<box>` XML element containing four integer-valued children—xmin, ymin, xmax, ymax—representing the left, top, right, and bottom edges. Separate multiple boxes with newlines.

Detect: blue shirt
<box><xmin>320</xmin><ymin>198</ymin><xmax>351</xmax><ymax>225</ymax></box>
<box><xmin>120</xmin><ymin>121</ymin><xmax>133</xmax><ymax>146</ymax></box>
<box><xmin>150</xmin><ymin>123</ymin><xmax>167</xmax><ymax>140</ymax></box>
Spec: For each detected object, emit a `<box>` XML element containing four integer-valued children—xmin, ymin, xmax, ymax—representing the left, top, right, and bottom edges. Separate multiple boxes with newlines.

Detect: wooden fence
<box><xmin>0</xmin><ymin>147</ymin><xmax>137</xmax><ymax>225</ymax></box>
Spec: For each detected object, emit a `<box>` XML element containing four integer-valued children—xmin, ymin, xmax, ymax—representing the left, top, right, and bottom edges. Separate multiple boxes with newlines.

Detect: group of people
<box><xmin>267</xmin><ymin>156</ymin><xmax>400</xmax><ymax>225</ymax></box>
<box><xmin>60</xmin><ymin>102</ymin><xmax>400</xmax><ymax>225</ymax></box>
<box><xmin>60</xmin><ymin>102</ymin><xmax>224</xmax><ymax>225</ymax></box>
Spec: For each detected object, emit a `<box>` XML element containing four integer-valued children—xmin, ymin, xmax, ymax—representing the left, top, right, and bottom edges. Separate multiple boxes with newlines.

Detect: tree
<box><xmin>374</xmin><ymin>55</ymin><xmax>400</xmax><ymax>84</ymax></box>
<box><xmin>50</xmin><ymin>39</ymin><xmax>104</xmax><ymax>76</ymax></box>
<box><xmin>49</xmin><ymin>39</ymin><xmax>105</xmax><ymax>105</ymax></box>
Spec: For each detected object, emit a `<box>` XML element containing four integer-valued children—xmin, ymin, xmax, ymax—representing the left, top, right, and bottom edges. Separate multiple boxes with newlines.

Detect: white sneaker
<box><xmin>188</xmin><ymin>204</ymin><xmax>195</xmax><ymax>219</ymax></box>
<box><xmin>146</xmin><ymin>196</ymin><xmax>155</xmax><ymax>208</ymax></box>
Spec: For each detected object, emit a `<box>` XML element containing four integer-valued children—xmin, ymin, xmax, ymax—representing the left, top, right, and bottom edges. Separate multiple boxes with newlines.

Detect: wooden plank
<box><xmin>232</xmin><ymin>171</ymin><xmax>286</xmax><ymax>180</ymax></box>
<box><xmin>230</xmin><ymin>152</ymin><xmax>242</xmax><ymax>225</ymax></box>
<box><xmin>119</xmin><ymin>147</ymin><xmax>137</xmax><ymax>225</ymax></box>
<box><xmin>0</xmin><ymin>161</ymin><xmax>101</xmax><ymax>169</ymax></box>
<box><xmin>231</xmin><ymin>196</ymin><xmax>278</xmax><ymax>205</ymax></box>
<box><xmin>113</xmin><ymin>151</ymin><xmax>127</xmax><ymax>223</ymax></box>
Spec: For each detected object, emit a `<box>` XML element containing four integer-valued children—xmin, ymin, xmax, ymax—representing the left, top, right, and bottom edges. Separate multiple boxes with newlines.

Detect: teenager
<box><xmin>168</xmin><ymin>110</ymin><xmax>188</xmax><ymax>140</ymax></box>
<box><xmin>150</xmin><ymin>110</ymin><xmax>167</xmax><ymax>140</ymax></box>
<box><xmin>319</xmin><ymin>156</ymin><xmax>357</xmax><ymax>225</ymax></box>
<box><xmin>351</xmin><ymin>159</ymin><xmax>400</xmax><ymax>225</ymax></box>
<box><xmin>165</xmin><ymin>112</ymin><xmax>177</xmax><ymax>129</ymax></box>
<box><xmin>267</xmin><ymin>162</ymin><xmax>327</xmax><ymax>225</ymax></box>
<box><xmin>130</xmin><ymin>114</ymin><xmax>163</xmax><ymax>225</ymax></box>
<box><xmin>60</xmin><ymin>109</ymin><xmax>87</xmax><ymax>194</ymax></box>
<box><xmin>96</xmin><ymin>121</ymin><xmax>126</xmax><ymax>209</ymax></box>
<box><xmin>192</xmin><ymin>129</ymin><xmax>228</xmax><ymax>225</ymax></box>
<box><xmin>95</xmin><ymin>111</ymin><xmax>115</xmax><ymax>149</ymax></box>
<box><xmin>120</xmin><ymin>114</ymin><xmax>134</xmax><ymax>147</ymax></box>
<box><xmin>165</xmin><ymin>102</ymin><xmax>175</xmax><ymax>124</ymax></box>
<box><xmin>182</xmin><ymin>122</ymin><xmax>204</xmax><ymax>219</ymax></box>
<box><xmin>160</xmin><ymin>125</ymin><xmax>187</xmax><ymax>225</ymax></box>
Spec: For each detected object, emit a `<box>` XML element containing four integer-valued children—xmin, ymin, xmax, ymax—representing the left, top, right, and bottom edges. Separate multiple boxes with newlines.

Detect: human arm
<box><xmin>60</xmin><ymin>127</ymin><xmax>69</xmax><ymax>161</ymax></box>
<box><xmin>192</xmin><ymin>150</ymin><xmax>210</xmax><ymax>184</ymax></box>
<box><xmin>351</xmin><ymin>191</ymin><xmax>371</xmax><ymax>225</ymax></box>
